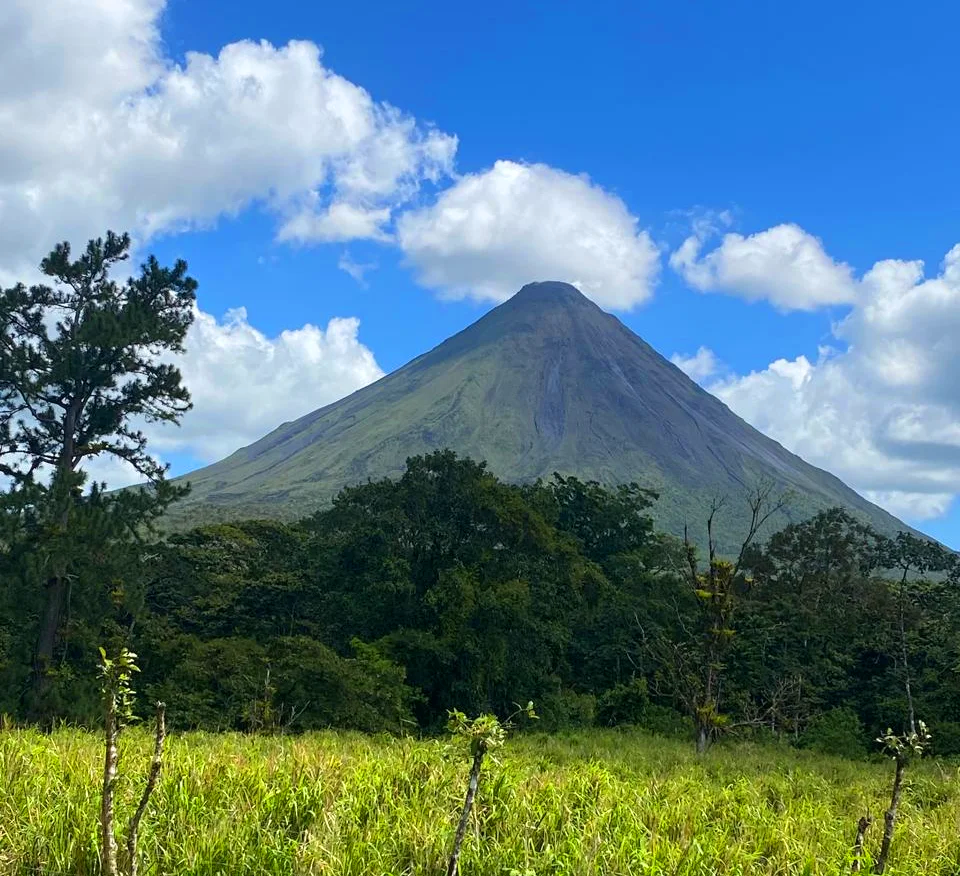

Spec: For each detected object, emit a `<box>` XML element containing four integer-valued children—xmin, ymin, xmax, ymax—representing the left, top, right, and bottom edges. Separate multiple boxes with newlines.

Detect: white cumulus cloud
<box><xmin>154</xmin><ymin>308</ymin><xmax>384</xmax><ymax>463</ymax></box>
<box><xmin>709</xmin><ymin>244</ymin><xmax>960</xmax><ymax>520</ymax></box>
<box><xmin>0</xmin><ymin>0</ymin><xmax>445</xmax><ymax>484</ymax></box>
<box><xmin>671</xmin><ymin>223</ymin><xmax>859</xmax><ymax>311</ymax></box>
<box><xmin>397</xmin><ymin>160</ymin><xmax>661</xmax><ymax>310</ymax></box>
<box><xmin>81</xmin><ymin>306</ymin><xmax>385</xmax><ymax>488</ymax></box>
<box><xmin>280</xmin><ymin>203</ymin><xmax>393</xmax><ymax>245</ymax></box>
<box><xmin>670</xmin><ymin>347</ymin><xmax>722</xmax><ymax>383</ymax></box>
<box><xmin>0</xmin><ymin>0</ymin><xmax>457</xmax><ymax>274</ymax></box>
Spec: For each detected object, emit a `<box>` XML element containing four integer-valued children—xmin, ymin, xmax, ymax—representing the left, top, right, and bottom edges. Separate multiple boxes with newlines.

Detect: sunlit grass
<box><xmin>2</xmin><ymin>728</ymin><xmax>959</xmax><ymax>875</ymax></box>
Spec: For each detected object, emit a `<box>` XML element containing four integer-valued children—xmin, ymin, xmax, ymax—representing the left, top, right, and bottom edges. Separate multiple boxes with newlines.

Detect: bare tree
<box><xmin>649</xmin><ymin>482</ymin><xmax>787</xmax><ymax>753</ymax></box>
<box><xmin>880</xmin><ymin>533</ymin><xmax>953</xmax><ymax>735</ymax></box>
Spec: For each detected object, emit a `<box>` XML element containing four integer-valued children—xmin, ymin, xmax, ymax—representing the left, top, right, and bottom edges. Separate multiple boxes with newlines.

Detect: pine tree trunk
<box><xmin>28</xmin><ymin>575</ymin><xmax>68</xmax><ymax>718</ymax></box>
<box><xmin>30</xmin><ymin>471</ymin><xmax>74</xmax><ymax>718</ymax></box>
<box><xmin>35</xmin><ymin>576</ymin><xmax>67</xmax><ymax>664</ymax></box>
<box><xmin>446</xmin><ymin>748</ymin><xmax>485</xmax><ymax>876</ymax></box>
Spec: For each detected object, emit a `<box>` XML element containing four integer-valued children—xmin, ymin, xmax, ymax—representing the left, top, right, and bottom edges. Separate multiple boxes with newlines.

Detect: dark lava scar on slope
<box><xmin>535</xmin><ymin>352</ymin><xmax>566</xmax><ymax>446</ymax></box>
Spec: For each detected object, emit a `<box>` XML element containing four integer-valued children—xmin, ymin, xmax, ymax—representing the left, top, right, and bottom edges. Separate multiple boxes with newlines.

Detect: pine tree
<box><xmin>0</xmin><ymin>231</ymin><xmax>196</xmax><ymax>717</ymax></box>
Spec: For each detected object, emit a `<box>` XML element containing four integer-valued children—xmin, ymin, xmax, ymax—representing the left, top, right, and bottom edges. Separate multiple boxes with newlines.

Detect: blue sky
<box><xmin>4</xmin><ymin>0</ymin><xmax>960</xmax><ymax>544</ymax></box>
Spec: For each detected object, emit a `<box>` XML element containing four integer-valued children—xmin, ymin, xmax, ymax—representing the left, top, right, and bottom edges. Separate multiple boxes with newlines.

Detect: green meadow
<box><xmin>2</xmin><ymin>728</ymin><xmax>959</xmax><ymax>876</ymax></box>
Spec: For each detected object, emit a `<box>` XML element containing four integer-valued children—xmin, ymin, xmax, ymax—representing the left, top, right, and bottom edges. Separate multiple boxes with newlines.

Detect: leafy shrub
<box><xmin>597</xmin><ymin>679</ymin><xmax>650</xmax><ymax>726</ymax></box>
<box><xmin>145</xmin><ymin>635</ymin><xmax>418</xmax><ymax>733</ymax></box>
<box><xmin>639</xmin><ymin>704</ymin><xmax>693</xmax><ymax>738</ymax></box>
<box><xmin>535</xmin><ymin>689</ymin><xmax>596</xmax><ymax>730</ymax></box>
<box><xmin>269</xmin><ymin>637</ymin><xmax>419</xmax><ymax>733</ymax></box>
<box><xmin>799</xmin><ymin>707</ymin><xmax>867</xmax><ymax>760</ymax></box>
<box><xmin>144</xmin><ymin>637</ymin><xmax>267</xmax><ymax>730</ymax></box>
<box><xmin>597</xmin><ymin>679</ymin><xmax>692</xmax><ymax>738</ymax></box>
<box><xmin>929</xmin><ymin>721</ymin><xmax>960</xmax><ymax>757</ymax></box>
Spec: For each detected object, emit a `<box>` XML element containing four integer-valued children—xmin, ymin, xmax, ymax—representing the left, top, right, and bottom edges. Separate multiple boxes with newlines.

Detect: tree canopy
<box><xmin>0</xmin><ymin>232</ymin><xmax>196</xmax><ymax>718</ymax></box>
<box><xmin>4</xmin><ymin>443</ymin><xmax>955</xmax><ymax>757</ymax></box>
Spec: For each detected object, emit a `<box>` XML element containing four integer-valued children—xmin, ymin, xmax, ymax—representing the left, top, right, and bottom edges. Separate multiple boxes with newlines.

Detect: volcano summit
<box><xmin>171</xmin><ymin>281</ymin><xmax>914</xmax><ymax>548</ymax></box>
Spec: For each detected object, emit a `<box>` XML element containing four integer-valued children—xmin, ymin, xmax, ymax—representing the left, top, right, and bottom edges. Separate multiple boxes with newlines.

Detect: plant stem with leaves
<box><xmin>98</xmin><ymin>646</ymin><xmax>167</xmax><ymax>876</ymax></box>
<box><xmin>873</xmin><ymin>721</ymin><xmax>930</xmax><ymax>874</ymax></box>
<box><xmin>445</xmin><ymin>702</ymin><xmax>536</xmax><ymax>876</ymax></box>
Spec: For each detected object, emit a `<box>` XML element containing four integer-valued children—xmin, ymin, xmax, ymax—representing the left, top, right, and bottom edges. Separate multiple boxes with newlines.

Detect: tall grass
<box><xmin>2</xmin><ymin>728</ymin><xmax>959</xmax><ymax>875</ymax></box>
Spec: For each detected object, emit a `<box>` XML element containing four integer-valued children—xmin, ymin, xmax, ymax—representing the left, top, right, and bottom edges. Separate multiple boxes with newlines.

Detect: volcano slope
<box><xmin>169</xmin><ymin>281</ymin><xmax>917</xmax><ymax>550</ymax></box>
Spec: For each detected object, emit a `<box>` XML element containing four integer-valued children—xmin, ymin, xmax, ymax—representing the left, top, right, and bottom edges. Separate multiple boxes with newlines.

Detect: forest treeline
<box><xmin>2</xmin><ymin>232</ymin><xmax>958</xmax><ymax>758</ymax></box>
<box><xmin>4</xmin><ymin>448</ymin><xmax>959</xmax><ymax>755</ymax></box>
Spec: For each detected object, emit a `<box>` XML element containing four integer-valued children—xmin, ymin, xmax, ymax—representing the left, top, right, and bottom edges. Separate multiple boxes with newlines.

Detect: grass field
<box><xmin>2</xmin><ymin>728</ymin><xmax>960</xmax><ymax>875</ymax></box>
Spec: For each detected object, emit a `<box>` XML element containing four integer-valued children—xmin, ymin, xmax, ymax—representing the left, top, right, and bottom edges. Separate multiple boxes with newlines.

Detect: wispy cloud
<box><xmin>338</xmin><ymin>251</ymin><xmax>378</xmax><ymax>287</ymax></box>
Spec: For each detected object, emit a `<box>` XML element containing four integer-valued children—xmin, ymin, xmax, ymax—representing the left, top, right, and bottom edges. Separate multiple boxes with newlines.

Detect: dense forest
<box><xmin>2</xmin><ymin>233</ymin><xmax>959</xmax><ymax>759</ymax></box>
<box><xmin>3</xmin><ymin>446</ymin><xmax>959</xmax><ymax>755</ymax></box>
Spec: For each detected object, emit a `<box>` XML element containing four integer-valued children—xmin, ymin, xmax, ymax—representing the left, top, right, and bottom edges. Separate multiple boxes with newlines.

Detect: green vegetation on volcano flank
<box><xmin>170</xmin><ymin>281</ymin><xmax>916</xmax><ymax>554</ymax></box>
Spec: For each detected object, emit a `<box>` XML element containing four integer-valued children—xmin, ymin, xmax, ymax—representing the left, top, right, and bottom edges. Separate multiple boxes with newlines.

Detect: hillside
<box><xmin>169</xmin><ymin>281</ymin><xmax>918</xmax><ymax>549</ymax></box>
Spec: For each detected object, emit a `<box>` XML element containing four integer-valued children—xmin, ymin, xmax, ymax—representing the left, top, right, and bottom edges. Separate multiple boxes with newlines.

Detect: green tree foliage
<box><xmin>0</xmin><ymin>232</ymin><xmax>196</xmax><ymax>720</ymax></box>
<box><xmin>527</xmin><ymin>475</ymin><xmax>684</xmax><ymax>702</ymax></box>
<box><xmin>736</xmin><ymin>509</ymin><xmax>959</xmax><ymax>749</ymax></box>
<box><xmin>5</xmin><ymin>427</ymin><xmax>960</xmax><ymax>756</ymax></box>
<box><xmin>734</xmin><ymin>508</ymin><xmax>890</xmax><ymax>736</ymax></box>
<box><xmin>305</xmin><ymin>453</ymin><xmax>593</xmax><ymax>727</ymax></box>
<box><xmin>117</xmin><ymin>456</ymin><xmax>960</xmax><ymax>749</ymax></box>
<box><xmin>118</xmin><ymin>452</ymin><xmax>690</xmax><ymax>733</ymax></box>
<box><xmin>799</xmin><ymin>707</ymin><xmax>868</xmax><ymax>760</ymax></box>
<box><xmin>136</xmin><ymin>520</ymin><xmax>418</xmax><ymax>732</ymax></box>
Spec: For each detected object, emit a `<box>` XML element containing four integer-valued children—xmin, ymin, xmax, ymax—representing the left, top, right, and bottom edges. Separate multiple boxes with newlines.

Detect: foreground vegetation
<box><xmin>3</xmin><ymin>728</ymin><xmax>960</xmax><ymax>875</ymax></box>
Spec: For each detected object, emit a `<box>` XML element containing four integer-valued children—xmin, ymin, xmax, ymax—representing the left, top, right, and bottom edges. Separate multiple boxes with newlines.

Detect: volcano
<box><xmin>170</xmin><ymin>281</ymin><xmax>916</xmax><ymax>549</ymax></box>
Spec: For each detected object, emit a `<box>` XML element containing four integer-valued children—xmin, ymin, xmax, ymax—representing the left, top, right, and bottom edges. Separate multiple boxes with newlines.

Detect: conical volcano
<box><xmin>171</xmin><ymin>281</ymin><xmax>916</xmax><ymax>548</ymax></box>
